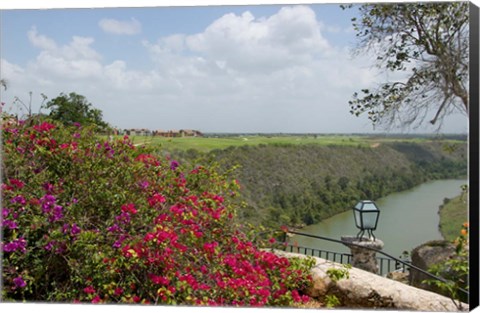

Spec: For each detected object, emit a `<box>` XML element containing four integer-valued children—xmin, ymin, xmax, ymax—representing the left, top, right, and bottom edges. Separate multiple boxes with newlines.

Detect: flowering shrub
<box><xmin>1</xmin><ymin>117</ymin><xmax>314</xmax><ymax>305</ymax></box>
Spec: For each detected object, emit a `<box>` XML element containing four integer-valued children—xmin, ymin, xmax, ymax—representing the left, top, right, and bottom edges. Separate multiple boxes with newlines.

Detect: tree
<box><xmin>344</xmin><ymin>3</ymin><xmax>469</xmax><ymax>130</ymax></box>
<box><xmin>45</xmin><ymin>92</ymin><xmax>109</xmax><ymax>130</ymax></box>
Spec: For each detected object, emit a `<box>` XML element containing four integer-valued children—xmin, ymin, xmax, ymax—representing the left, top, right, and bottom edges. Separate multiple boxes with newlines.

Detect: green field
<box><xmin>116</xmin><ymin>134</ymin><xmax>462</xmax><ymax>153</ymax></box>
<box><xmin>438</xmin><ymin>194</ymin><xmax>469</xmax><ymax>241</ymax></box>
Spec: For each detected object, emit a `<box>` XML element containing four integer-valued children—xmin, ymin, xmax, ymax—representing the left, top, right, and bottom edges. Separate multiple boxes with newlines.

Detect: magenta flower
<box><xmin>13</xmin><ymin>276</ymin><xmax>26</xmax><ymax>288</ymax></box>
<box><xmin>3</xmin><ymin>238</ymin><xmax>27</xmax><ymax>253</ymax></box>
<box><xmin>71</xmin><ymin>223</ymin><xmax>81</xmax><ymax>235</ymax></box>
<box><xmin>170</xmin><ymin>160</ymin><xmax>179</xmax><ymax>170</ymax></box>
<box><xmin>42</xmin><ymin>183</ymin><xmax>54</xmax><ymax>193</ymax></box>
<box><xmin>2</xmin><ymin>208</ymin><xmax>11</xmax><ymax>218</ymax></box>
<box><xmin>138</xmin><ymin>180</ymin><xmax>149</xmax><ymax>189</ymax></box>
<box><xmin>10</xmin><ymin>195</ymin><xmax>26</xmax><ymax>205</ymax></box>
<box><xmin>3</xmin><ymin>220</ymin><xmax>18</xmax><ymax>229</ymax></box>
<box><xmin>107</xmin><ymin>224</ymin><xmax>121</xmax><ymax>233</ymax></box>
<box><xmin>44</xmin><ymin>241</ymin><xmax>56</xmax><ymax>251</ymax></box>
<box><xmin>115</xmin><ymin>212</ymin><xmax>131</xmax><ymax>224</ymax></box>
<box><xmin>40</xmin><ymin>195</ymin><xmax>63</xmax><ymax>222</ymax></box>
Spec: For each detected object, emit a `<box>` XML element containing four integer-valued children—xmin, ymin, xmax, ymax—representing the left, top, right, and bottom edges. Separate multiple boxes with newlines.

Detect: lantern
<box><xmin>353</xmin><ymin>200</ymin><xmax>380</xmax><ymax>240</ymax></box>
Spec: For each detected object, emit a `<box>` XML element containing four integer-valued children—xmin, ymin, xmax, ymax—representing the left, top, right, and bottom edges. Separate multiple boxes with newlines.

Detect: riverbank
<box><xmin>438</xmin><ymin>192</ymin><xmax>468</xmax><ymax>241</ymax></box>
<box><xmin>289</xmin><ymin>179</ymin><xmax>467</xmax><ymax>259</ymax></box>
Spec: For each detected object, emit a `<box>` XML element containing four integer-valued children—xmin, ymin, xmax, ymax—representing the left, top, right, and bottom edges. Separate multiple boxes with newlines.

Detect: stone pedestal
<box><xmin>341</xmin><ymin>235</ymin><xmax>384</xmax><ymax>274</ymax></box>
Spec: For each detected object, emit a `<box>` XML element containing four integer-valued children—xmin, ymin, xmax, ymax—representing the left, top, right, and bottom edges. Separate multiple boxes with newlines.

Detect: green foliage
<box><xmin>44</xmin><ymin>92</ymin><xmax>109</xmax><ymax>131</ymax></box>
<box><xmin>171</xmin><ymin>142</ymin><xmax>467</xmax><ymax>229</ymax></box>
<box><xmin>344</xmin><ymin>3</ymin><xmax>469</xmax><ymax>129</ymax></box>
<box><xmin>325</xmin><ymin>294</ymin><xmax>341</xmax><ymax>308</ymax></box>
<box><xmin>1</xmin><ymin>118</ymin><xmax>314</xmax><ymax>306</ymax></box>
<box><xmin>326</xmin><ymin>264</ymin><xmax>352</xmax><ymax>282</ymax></box>
<box><xmin>438</xmin><ymin>193</ymin><xmax>468</xmax><ymax>241</ymax></box>
<box><xmin>423</xmin><ymin>223</ymin><xmax>469</xmax><ymax>309</ymax></box>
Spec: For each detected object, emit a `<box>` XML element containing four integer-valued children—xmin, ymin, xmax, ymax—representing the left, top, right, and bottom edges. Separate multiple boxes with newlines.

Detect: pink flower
<box><xmin>203</xmin><ymin>242</ymin><xmax>218</xmax><ymax>254</ymax></box>
<box><xmin>91</xmin><ymin>295</ymin><xmax>101</xmax><ymax>303</ymax></box>
<box><xmin>211</xmin><ymin>210</ymin><xmax>221</xmax><ymax>220</ymax></box>
<box><xmin>291</xmin><ymin>290</ymin><xmax>301</xmax><ymax>302</ymax></box>
<box><xmin>83</xmin><ymin>286</ymin><xmax>96</xmax><ymax>294</ymax></box>
<box><xmin>144</xmin><ymin>233</ymin><xmax>155</xmax><ymax>242</ymax></box>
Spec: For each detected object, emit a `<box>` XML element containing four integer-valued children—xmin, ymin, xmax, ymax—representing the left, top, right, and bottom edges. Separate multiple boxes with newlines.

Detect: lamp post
<box><xmin>341</xmin><ymin>200</ymin><xmax>383</xmax><ymax>274</ymax></box>
<box><xmin>353</xmin><ymin>200</ymin><xmax>380</xmax><ymax>241</ymax></box>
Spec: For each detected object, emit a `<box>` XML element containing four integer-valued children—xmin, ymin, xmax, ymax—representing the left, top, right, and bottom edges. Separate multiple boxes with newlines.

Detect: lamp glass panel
<box><xmin>354</xmin><ymin>209</ymin><xmax>361</xmax><ymax>228</ymax></box>
<box><xmin>361</xmin><ymin>211</ymin><xmax>378</xmax><ymax>229</ymax></box>
<box><xmin>361</xmin><ymin>202</ymin><xmax>377</xmax><ymax>212</ymax></box>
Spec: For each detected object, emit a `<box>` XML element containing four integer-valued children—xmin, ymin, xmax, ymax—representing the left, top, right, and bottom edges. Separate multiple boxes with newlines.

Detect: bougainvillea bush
<box><xmin>1</xmin><ymin>117</ymin><xmax>314</xmax><ymax>306</ymax></box>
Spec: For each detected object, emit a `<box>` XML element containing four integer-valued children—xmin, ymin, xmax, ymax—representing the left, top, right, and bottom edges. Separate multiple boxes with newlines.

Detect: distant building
<box><xmin>152</xmin><ymin>129</ymin><xmax>203</xmax><ymax>137</ymax></box>
<box><xmin>123</xmin><ymin>127</ymin><xmax>203</xmax><ymax>137</ymax></box>
<box><xmin>179</xmin><ymin>129</ymin><xmax>203</xmax><ymax>137</ymax></box>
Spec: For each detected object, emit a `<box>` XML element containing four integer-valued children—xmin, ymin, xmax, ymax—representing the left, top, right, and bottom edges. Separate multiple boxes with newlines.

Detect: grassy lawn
<box><xmin>119</xmin><ymin>135</ymin><xmax>371</xmax><ymax>152</ymax></box>
<box><xmin>438</xmin><ymin>194</ymin><xmax>469</xmax><ymax>241</ymax></box>
<box><xmin>109</xmin><ymin>134</ymin><xmax>462</xmax><ymax>153</ymax></box>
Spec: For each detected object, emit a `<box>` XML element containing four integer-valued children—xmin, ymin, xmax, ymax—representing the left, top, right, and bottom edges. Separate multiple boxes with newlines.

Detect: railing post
<box><xmin>341</xmin><ymin>235</ymin><xmax>384</xmax><ymax>274</ymax></box>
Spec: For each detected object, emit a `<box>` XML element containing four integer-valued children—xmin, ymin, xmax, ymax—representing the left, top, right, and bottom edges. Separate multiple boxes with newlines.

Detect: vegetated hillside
<box><xmin>166</xmin><ymin>141</ymin><xmax>467</xmax><ymax>229</ymax></box>
<box><xmin>438</xmin><ymin>194</ymin><xmax>469</xmax><ymax>241</ymax></box>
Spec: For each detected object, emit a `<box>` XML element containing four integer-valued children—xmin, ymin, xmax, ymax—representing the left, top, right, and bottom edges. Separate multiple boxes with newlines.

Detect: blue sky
<box><xmin>0</xmin><ymin>0</ymin><xmax>470</xmax><ymax>133</ymax></box>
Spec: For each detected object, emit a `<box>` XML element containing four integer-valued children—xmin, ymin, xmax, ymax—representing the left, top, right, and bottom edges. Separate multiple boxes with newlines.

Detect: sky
<box><xmin>0</xmin><ymin>0</ymin><xmax>471</xmax><ymax>134</ymax></box>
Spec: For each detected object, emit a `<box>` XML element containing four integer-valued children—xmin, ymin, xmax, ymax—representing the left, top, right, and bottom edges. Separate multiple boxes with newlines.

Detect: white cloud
<box><xmin>27</xmin><ymin>26</ymin><xmax>57</xmax><ymax>51</ymax></box>
<box><xmin>98</xmin><ymin>18</ymin><xmax>142</xmax><ymax>35</ymax></box>
<box><xmin>24</xmin><ymin>28</ymin><xmax>103</xmax><ymax>80</ymax></box>
<box><xmin>180</xmin><ymin>6</ymin><xmax>330</xmax><ymax>74</ymax></box>
<box><xmin>5</xmin><ymin>6</ymin><xmax>464</xmax><ymax>133</ymax></box>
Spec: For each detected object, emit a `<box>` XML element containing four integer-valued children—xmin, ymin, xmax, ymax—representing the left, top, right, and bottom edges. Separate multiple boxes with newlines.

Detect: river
<box><xmin>289</xmin><ymin>179</ymin><xmax>467</xmax><ymax>259</ymax></box>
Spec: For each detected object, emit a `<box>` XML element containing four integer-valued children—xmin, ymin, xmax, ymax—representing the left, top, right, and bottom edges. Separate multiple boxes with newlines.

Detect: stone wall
<box><xmin>274</xmin><ymin>250</ymin><xmax>468</xmax><ymax>311</ymax></box>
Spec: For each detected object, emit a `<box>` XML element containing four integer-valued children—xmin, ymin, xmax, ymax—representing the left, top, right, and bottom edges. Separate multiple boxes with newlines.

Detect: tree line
<box><xmin>168</xmin><ymin>141</ymin><xmax>467</xmax><ymax>229</ymax></box>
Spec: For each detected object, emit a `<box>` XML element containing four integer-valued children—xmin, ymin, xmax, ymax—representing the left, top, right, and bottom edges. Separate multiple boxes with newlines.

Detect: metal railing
<box><xmin>285</xmin><ymin>244</ymin><xmax>352</xmax><ymax>265</ymax></box>
<box><xmin>285</xmin><ymin>243</ymin><xmax>409</xmax><ymax>276</ymax></box>
<box><xmin>283</xmin><ymin>230</ymin><xmax>469</xmax><ymax>298</ymax></box>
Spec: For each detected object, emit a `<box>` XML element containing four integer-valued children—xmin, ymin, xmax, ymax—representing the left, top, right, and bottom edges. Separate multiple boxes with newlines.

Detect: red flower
<box><xmin>114</xmin><ymin>287</ymin><xmax>124</xmax><ymax>296</ymax></box>
<box><xmin>33</xmin><ymin>122</ymin><xmax>56</xmax><ymax>133</ymax></box>
<box><xmin>148</xmin><ymin>193</ymin><xmax>166</xmax><ymax>207</ymax></box>
<box><xmin>91</xmin><ymin>295</ymin><xmax>101</xmax><ymax>304</ymax></box>
<box><xmin>83</xmin><ymin>286</ymin><xmax>96</xmax><ymax>294</ymax></box>
<box><xmin>149</xmin><ymin>274</ymin><xmax>170</xmax><ymax>285</ymax></box>
<box><xmin>9</xmin><ymin>179</ymin><xmax>25</xmax><ymax>189</ymax></box>
<box><xmin>291</xmin><ymin>290</ymin><xmax>301</xmax><ymax>302</ymax></box>
<box><xmin>121</xmin><ymin>203</ymin><xmax>137</xmax><ymax>214</ymax></box>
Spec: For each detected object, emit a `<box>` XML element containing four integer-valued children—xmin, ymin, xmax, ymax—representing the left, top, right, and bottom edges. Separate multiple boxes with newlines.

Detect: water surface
<box><xmin>290</xmin><ymin>179</ymin><xmax>467</xmax><ymax>258</ymax></box>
